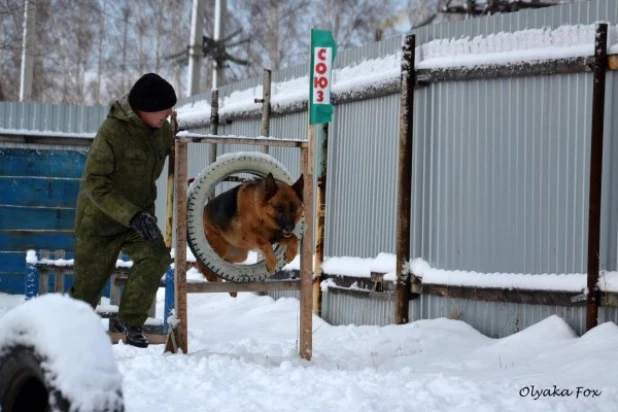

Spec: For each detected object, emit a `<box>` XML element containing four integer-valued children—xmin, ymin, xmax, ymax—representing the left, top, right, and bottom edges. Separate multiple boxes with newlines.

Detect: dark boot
<box><xmin>112</xmin><ymin>318</ymin><xmax>149</xmax><ymax>348</ymax></box>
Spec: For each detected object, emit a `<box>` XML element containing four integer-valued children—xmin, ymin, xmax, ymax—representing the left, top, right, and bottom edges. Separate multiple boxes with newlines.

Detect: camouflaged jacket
<box><xmin>75</xmin><ymin>96</ymin><xmax>172</xmax><ymax>237</ymax></box>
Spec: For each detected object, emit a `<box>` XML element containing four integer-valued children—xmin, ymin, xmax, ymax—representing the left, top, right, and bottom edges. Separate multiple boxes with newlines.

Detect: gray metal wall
<box><xmin>413</xmin><ymin>72</ymin><xmax>598</xmax><ymax>274</ymax></box>
<box><xmin>0</xmin><ymin>101</ymin><xmax>107</xmax><ymax>134</ymax></box>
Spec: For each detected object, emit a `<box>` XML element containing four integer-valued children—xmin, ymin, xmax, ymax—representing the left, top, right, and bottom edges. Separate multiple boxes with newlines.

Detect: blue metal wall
<box><xmin>0</xmin><ymin>144</ymin><xmax>88</xmax><ymax>293</ymax></box>
<box><xmin>0</xmin><ymin>102</ymin><xmax>105</xmax><ymax>294</ymax></box>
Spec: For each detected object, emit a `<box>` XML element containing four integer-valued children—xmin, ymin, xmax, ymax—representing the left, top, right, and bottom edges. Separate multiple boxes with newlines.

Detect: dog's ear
<box><xmin>292</xmin><ymin>174</ymin><xmax>304</xmax><ymax>201</ymax></box>
<box><xmin>263</xmin><ymin>173</ymin><xmax>277</xmax><ymax>201</ymax></box>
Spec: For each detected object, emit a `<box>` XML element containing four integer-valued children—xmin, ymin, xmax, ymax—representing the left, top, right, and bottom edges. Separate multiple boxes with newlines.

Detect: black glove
<box><xmin>129</xmin><ymin>211</ymin><xmax>162</xmax><ymax>240</ymax></box>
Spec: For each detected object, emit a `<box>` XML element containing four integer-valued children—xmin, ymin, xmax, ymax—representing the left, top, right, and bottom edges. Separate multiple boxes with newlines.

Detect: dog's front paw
<box><xmin>264</xmin><ymin>253</ymin><xmax>278</xmax><ymax>274</ymax></box>
<box><xmin>284</xmin><ymin>242</ymin><xmax>298</xmax><ymax>263</ymax></box>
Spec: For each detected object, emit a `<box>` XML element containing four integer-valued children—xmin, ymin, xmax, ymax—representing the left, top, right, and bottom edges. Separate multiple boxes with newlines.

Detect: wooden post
<box><xmin>312</xmin><ymin>122</ymin><xmax>328</xmax><ymax>315</ymax></box>
<box><xmin>255</xmin><ymin>69</ymin><xmax>272</xmax><ymax>155</ymax></box>
<box><xmin>165</xmin><ymin>112</ymin><xmax>177</xmax><ymax>251</ymax></box>
<box><xmin>173</xmin><ymin>139</ymin><xmax>189</xmax><ymax>353</ymax></box>
<box><xmin>208</xmin><ymin>89</ymin><xmax>218</xmax><ymax>172</ymax></box>
<box><xmin>207</xmin><ymin>89</ymin><xmax>219</xmax><ymax>204</ymax></box>
<box><xmin>395</xmin><ymin>35</ymin><xmax>415</xmax><ymax>324</ymax></box>
<box><xmin>299</xmin><ymin>129</ymin><xmax>315</xmax><ymax>360</ymax></box>
<box><xmin>586</xmin><ymin>23</ymin><xmax>608</xmax><ymax>331</ymax></box>
<box><xmin>210</xmin><ymin>89</ymin><xmax>219</xmax><ymax>135</ymax></box>
<box><xmin>164</xmin><ymin>112</ymin><xmax>177</xmax><ymax>341</ymax></box>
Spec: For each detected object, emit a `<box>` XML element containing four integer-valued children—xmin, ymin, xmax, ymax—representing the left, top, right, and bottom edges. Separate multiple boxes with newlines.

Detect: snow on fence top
<box><xmin>176</xmin><ymin>23</ymin><xmax>618</xmax><ymax>129</ymax></box>
<box><xmin>321</xmin><ymin>254</ymin><xmax>618</xmax><ymax>293</ymax></box>
<box><xmin>417</xmin><ymin>23</ymin><xmax>618</xmax><ymax>69</ymax></box>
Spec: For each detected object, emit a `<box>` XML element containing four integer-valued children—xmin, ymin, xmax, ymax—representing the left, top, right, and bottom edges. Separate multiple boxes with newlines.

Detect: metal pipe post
<box><xmin>187</xmin><ymin>0</ymin><xmax>205</xmax><ymax>96</ymax></box>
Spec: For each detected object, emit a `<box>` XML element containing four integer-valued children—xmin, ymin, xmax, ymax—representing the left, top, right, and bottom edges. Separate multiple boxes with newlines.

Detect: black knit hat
<box><xmin>128</xmin><ymin>73</ymin><xmax>177</xmax><ymax>112</ymax></box>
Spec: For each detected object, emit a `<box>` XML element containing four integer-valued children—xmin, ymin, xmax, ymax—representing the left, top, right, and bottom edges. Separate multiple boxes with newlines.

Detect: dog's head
<box><xmin>262</xmin><ymin>173</ymin><xmax>304</xmax><ymax>238</ymax></box>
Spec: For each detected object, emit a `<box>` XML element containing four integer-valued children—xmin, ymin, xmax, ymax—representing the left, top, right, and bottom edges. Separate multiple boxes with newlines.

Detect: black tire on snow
<box><xmin>187</xmin><ymin>152</ymin><xmax>304</xmax><ymax>283</ymax></box>
<box><xmin>0</xmin><ymin>346</ymin><xmax>52</xmax><ymax>412</ymax></box>
<box><xmin>0</xmin><ymin>345</ymin><xmax>124</xmax><ymax>412</ymax></box>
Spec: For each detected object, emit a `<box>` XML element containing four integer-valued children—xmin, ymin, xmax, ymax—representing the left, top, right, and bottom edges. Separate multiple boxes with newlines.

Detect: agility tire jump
<box><xmin>187</xmin><ymin>152</ymin><xmax>304</xmax><ymax>283</ymax></box>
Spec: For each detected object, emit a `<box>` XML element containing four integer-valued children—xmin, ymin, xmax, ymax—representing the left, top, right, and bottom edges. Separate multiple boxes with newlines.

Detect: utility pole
<box><xmin>212</xmin><ymin>0</ymin><xmax>227</xmax><ymax>89</ymax></box>
<box><xmin>121</xmin><ymin>6</ymin><xmax>130</xmax><ymax>93</ymax></box>
<box><xmin>19</xmin><ymin>0</ymin><xmax>37</xmax><ymax>102</ymax></box>
<box><xmin>188</xmin><ymin>0</ymin><xmax>205</xmax><ymax>96</ymax></box>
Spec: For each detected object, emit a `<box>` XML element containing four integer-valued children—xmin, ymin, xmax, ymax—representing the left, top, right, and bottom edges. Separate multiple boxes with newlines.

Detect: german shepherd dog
<box><xmin>196</xmin><ymin>173</ymin><xmax>304</xmax><ymax>291</ymax></box>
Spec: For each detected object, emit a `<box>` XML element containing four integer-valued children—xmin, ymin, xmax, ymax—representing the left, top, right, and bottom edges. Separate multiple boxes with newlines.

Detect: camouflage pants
<box><xmin>69</xmin><ymin>229</ymin><xmax>171</xmax><ymax>327</ymax></box>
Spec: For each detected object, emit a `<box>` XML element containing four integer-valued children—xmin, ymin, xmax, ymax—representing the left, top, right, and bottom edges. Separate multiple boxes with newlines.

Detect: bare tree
<box><xmin>230</xmin><ymin>0</ymin><xmax>311</xmax><ymax>75</ymax></box>
<box><xmin>316</xmin><ymin>0</ymin><xmax>399</xmax><ymax>49</ymax></box>
<box><xmin>0</xmin><ymin>0</ymin><xmax>25</xmax><ymax>101</ymax></box>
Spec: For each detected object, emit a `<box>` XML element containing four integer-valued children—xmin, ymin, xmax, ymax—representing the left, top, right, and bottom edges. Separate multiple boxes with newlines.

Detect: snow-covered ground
<box><xmin>1</xmin><ymin>286</ymin><xmax>617</xmax><ymax>412</ymax></box>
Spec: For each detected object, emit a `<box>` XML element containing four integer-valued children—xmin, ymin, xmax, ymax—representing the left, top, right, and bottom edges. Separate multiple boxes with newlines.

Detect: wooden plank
<box><xmin>108</xmin><ymin>332</ymin><xmax>167</xmax><ymax>345</ymax></box>
<box><xmin>326</xmin><ymin>284</ymin><xmax>394</xmax><ymax>301</ymax></box>
<box><xmin>601</xmin><ymin>293</ymin><xmax>618</xmax><ymax>308</ymax></box>
<box><xmin>0</xmin><ymin>177</ymin><xmax>80</xmax><ymax>207</ymax></box>
<box><xmin>423</xmin><ymin>284</ymin><xmax>587</xmax><ymax>306</ymax></box>
<box><xmin>176</xmin><ymin>133</ymin><xmax>308</xmax><ymax>148</ymax></box>
<box><xmin>186</xmin><ymin>279</ymin><xmax>300</xmax><ymax>293</ymax></box>
<box><xmin>608</xmin><ymin>55</ymin><xmax>618</xmax><ymax>71</ymax></box>
<box><xmin>172</xmin><ymin>140</ymin><xmax>189</xmax><ymax>354</ymax></box>
<box><xmin>39</xmin><ymin>271</ymin><xmax>49</xmax><ymax>294</ymax></box>
<box><xmin>0</xmin><ymin>230</ymin><xmax>75</xmax><ymax>250</ymax></box>
<box><xmin>54</xmin><ymin>272</ymin><xmax>65</xmax><ymax>293</ymax></box>
<box><xmin>0</xmin><ymin>148</ymin><xmax>87</xmax><ymax>178</ymax></box>
<box><xmin>0</xmin><ymin>205</ymin><xmax>75</xmax><ymax>230</ymax></box>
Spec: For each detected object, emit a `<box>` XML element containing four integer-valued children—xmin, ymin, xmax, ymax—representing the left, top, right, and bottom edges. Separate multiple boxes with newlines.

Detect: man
<box><xmin>69</xmin><ymin>73</ymin><xmax>176</xmax><ymax>348</ymax></box>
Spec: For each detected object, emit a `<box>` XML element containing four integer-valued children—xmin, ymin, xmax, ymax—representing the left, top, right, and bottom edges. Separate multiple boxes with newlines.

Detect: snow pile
<box><xmin>95</xmin><ymin>292</ymin><xmax>618</xmax><ymax>410</ymax></box>
<box><xmin>0</xmin><ymin>294</ymin><xmax>123</xmax><ymax>411</ymax></box>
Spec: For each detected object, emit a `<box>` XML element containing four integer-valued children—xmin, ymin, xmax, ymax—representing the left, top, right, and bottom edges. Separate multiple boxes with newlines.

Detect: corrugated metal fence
<box><xmin>0</xmin><ymin>101</ymin><xmax>106</xmax><ymax>135</ymax></box>
<box><xmin>176</xmin><ymin>0</ymin><xmax>618</xmax><ymax>277</ymax></box>
<box><xmin>195</xmin><ymin>0</ymin><xmax>618</xmax><ymax>336</ymax></box>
